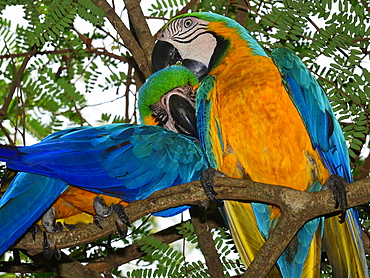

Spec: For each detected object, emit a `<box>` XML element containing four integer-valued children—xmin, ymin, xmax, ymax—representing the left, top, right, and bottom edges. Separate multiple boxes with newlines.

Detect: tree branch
<box><xmin>0</xmin><ymin>47</ymin><xmax>131</xmax><ymax>63</ymax></box>
<box><xmin>1</xmin><ymin>211</ymin><xmax>224</xmax><ymax>274</ymax></box>
<box><xmin>87</xmin><ymin>223</ymin><xmax>186</xmax><ymax>272</ymax></box>
<box><xmin>11</xmin><ymin>177</ymin><xmax>370</xmax><ymax>276</ymax></box>
<box><xmin>357</xmin><ymin>155</ymin><xmax>370</xmax><ymax>180</ymax></box>
<box><xmin>91</xmin><ymin>0</ymin><xmax>152</xmax><ymax>78</ymax></box>
<box><xmin>124</xmin><ymin>0</ymin><xmax>154</xmax><ymax>68</ymax></box>
<box><xmin>189</xmin><ymin>206</ymin><xmax>224</xmax><ymax>278</ymax></box>
<box><xmin>240</xmin><ymin>213</ymin><xmax>302</xmax><ymax>278</ymax></box>
<box><xmin>87</xmin><ymin>211</ymin><xmax>223</xmax><ymax>273</ymax></box>
<box><xmin>29</xmin><ymin>251</ymin><xmax>102</xmax><ymax>278</ymax></box>
<box><xmin>234</xmin><ymin>0</ymin><xmax>248</xmax><ymax>26</ymax></box>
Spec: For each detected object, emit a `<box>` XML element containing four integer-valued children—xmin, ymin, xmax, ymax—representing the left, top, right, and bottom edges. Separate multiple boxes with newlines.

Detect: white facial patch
<box><xmin>157</xmin><ymin>17</ymin><xmax>217</xmax><ymax>68</ymax></box>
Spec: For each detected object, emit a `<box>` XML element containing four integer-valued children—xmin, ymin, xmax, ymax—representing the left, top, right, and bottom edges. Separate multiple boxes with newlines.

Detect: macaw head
<box><xmin>152</xmin><ymin>12</ymin><xmax>266</xmax><ymax>80</ymax></box>
<box><xmin>138</xmin><ymin>65</ymin><xmax>199</xmax><ymax>138</ymax></box>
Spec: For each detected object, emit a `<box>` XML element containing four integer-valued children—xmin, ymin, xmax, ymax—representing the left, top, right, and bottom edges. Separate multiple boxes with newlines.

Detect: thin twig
<box><xmin>0</xmin><ymin>46</ymin><xmax>37</xmax><ymax>145</ymax></box>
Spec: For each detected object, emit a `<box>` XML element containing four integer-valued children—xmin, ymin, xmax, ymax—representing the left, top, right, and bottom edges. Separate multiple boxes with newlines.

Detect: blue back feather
<box><xmin>1</xmin><ymin>124</ymin><xmax>206</xmax><ymax>203</ymax></box>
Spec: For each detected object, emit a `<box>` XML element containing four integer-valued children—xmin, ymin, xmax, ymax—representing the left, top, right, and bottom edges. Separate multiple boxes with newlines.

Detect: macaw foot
<box><xmin>323</xmin><ymin>174</ymin><xmax>347</xmax><ymax>223</ymax></box>
<box><xmin>43</xmin><ymin>232</ymin><xmax>61</xmax><ymax>261</ymax></box>
<box><xmin>200</xmin><ymin>168</ymin><xmax>225</xmax><ymax>209</ymax></box>
<box><xmin>40</xmin><ymin>207</ymin><xmax>62</xmax><ymax>260</ymax></box>
<box><xmin>93</xmin><ymin>196</ymin><xmax>130</xmax><ymax>236</ymax></box>
<box><xmin>41</xmin><ymin>207</ymin><xmax>63</xmax><ymax>233</ymax></box>
<box><xmin>29</xmin><ymin>224</ymin><xmax>41</xmax><ymax>241</ymax></box>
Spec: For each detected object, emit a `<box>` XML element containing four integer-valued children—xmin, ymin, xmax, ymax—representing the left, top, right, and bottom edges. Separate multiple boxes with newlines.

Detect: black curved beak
<box><xmin>152</xmin><ymin>41</ymin><xmax>209</xmax><ymax>81</ymax></box>
<box><xmin>169</xmin><ymin>94</ymin><xmax>198</xmax><ymax>138</ymax></box>
<box><xmin>152</xmin><ymin>41</ymin><xmax>182</xmax><ymax>73</ymax></box>
<box><xmin>182</xmin><ymin>59</ymin><xmax>209</xmax><ymax>81</ymax></box>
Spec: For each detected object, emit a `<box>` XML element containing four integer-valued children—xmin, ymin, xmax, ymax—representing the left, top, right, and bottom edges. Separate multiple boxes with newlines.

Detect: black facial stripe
<box><xmin>167</xmin><ymin>18</ymin><xmax>208</xmax><ymax>41</ymax></box>
<box><xmin>182</xmin><ymin>21</ymin><xmax>201</xmax><ymax>34</ymax></box>
<box><xmin>170</xmin><ymin>20</ymin><xmax>180</xmax><ymax>35</ymax></box>
<box><xmin>208</xmin><ymin>32</ymin><xmax>229</xmax><ymax>71</ymax></box>
<box><xmin>175</xmin><ymin>24</ymin><xmax>204</xmax><ymax>40</ymax></box>
<box><xmin>172</xmin><ymin>30</ymin><xmax>210</xmax><ymax>44</ymax></box>
<box><xmin>150</xmin><ymin>103</ymin><xmax>168</xmax><ymax>127</ymax></box>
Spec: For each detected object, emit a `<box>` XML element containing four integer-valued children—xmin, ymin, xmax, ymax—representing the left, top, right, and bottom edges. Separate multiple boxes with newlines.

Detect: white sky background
<box><xmin>0</xmin><ymin>1</ymin><xmax>369</xmax><ymax>275</ymax></box>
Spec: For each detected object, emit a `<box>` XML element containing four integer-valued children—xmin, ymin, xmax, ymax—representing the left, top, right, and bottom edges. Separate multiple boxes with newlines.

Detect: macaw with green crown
<box><xmin>0</xmin><ymin>66</ymin><xmax>206</xmax><ymax>257</ymax></box>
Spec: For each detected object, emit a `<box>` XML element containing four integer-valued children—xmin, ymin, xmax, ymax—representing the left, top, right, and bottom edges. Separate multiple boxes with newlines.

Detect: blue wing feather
<box><xmin>0</xmin><ymin>173</ymin><xmax>68</xmax><ymax>255</ymax></box>
<box><xmin>1</xmin><ymin>124</ymin><xmax>206</xmax><ymax>203</ymax></box>
<box><xmin>196</xmin><ymin>75</ymin><xmax>216</xmax><ymax>169</ymax></box>
<box><xmin>271</xmin><ymin>47</ymin><xmax>367</xmax><ymax>276</ymax></box>
<box><xmin>271</xmin><ymin>47</ymin><xmax>352</xmax><ymax>182</ymax></box>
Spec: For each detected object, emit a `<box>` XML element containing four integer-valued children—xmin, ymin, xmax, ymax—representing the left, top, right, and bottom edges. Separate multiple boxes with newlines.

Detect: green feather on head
<box><xmin>138</xmin><ymin>65</ymin><xmax>198</xmax><ymax>122</ymax></box>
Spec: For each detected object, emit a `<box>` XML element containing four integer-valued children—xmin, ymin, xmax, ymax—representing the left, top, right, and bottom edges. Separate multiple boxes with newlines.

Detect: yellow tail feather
<box><xmin>225</xmin><ymin>200</ymin><xmax>282</xmax><ymax>277</ymax></box>
<box><xmin>323</xmin><ymin>214</ymin><xmax>368</xmax><ymax>278</ymax></box>
<box><xmin>301</xmin><ymin>225</ymin><xmax>321</xmax><ymax>278</ymax></box>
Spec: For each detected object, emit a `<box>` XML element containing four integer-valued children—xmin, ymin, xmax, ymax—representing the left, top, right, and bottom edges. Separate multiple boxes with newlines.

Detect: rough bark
<box><xmin>90</xmin><ymin>0</ymin><xmax>152</xmax><ymax>78</ymax></box>
<box><xmin>9</xmin><ymin>177</ymin><xmax>370</xmax><ymax>277</ymax></box>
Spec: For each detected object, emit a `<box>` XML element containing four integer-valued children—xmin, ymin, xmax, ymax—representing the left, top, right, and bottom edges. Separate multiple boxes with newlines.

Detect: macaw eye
<box><xmin>184</xmin><ymin>19</ymin><xmax>193</xmax><ymax>28</ymax></box>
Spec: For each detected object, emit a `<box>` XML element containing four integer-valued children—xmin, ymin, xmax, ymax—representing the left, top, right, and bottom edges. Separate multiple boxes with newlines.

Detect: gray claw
<box><xmin>111</xmin><ymin>204</ymin><xmax>131</xmax><ymax>229</ymax></box>
<box><xmin>323</xmin><ymin>174</ymin><xmax>347</xmax><ymax>223</ymax></box>
<box><xmin>43</xmin><ymin>232</ymin><xmax>53</xmax><ymax>260</ymax></box>
<box><xmin>93</xmin><ymin>197</ymin><xmax>130</xmax><ymax>234</ymax></box>
<box><xmin>30</xmin><ymin>224</ymin><xmax>41</xmax><ymax>241</ymax></box>
<box><xmin>41</xmin><ymin>207</ymin><xmax>62</xmax><ymax>233</ymax></box>
<box><xmin>200</xmin><ymin>168</ymin><xmax>225</xmax><ymax>207</ymax></box>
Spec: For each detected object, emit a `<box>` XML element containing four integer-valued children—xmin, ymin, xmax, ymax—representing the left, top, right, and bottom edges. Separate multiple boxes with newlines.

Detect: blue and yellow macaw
<box><xmin>0</xmin><ymin>66</ymin><xmax>205</xmax><ymax>256</ymax></box>
<box><xmin>152</xmin><ymin>12</ymin><xmax>368</xmax><ymax>277</ymax></box>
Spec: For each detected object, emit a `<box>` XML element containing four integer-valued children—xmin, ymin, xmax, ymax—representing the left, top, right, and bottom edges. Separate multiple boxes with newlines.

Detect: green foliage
<box><xmin>197</xmin><ymin>0</ymin><xmax>231</xmax><ymax>14</ymax></box>
<box><xmin>149</xmin><ymin>0</ymin><xmax>188</xmax><ymax>18</ymax></box>
<box><xmin>0</xmin><ymin>0</ymin><xmax>128</xmax><ymax>142</ymax></box>
<box><xmin>13</xmin><ymin>0</ymin><xmax>105</xmax><ymax>47</ymax></box>
<box><xmin>176</xmin><ymin>218</ymin><xmax>198</xmax><ymax>245</ymax></box>
<box><xmin>99</xmin><ymin>113</ymin><xmax>128</xmax><ymax>124</ymax></box>
<box><xmin>126</xmin><ymin>222</ymin><xmax>243</xmax><ymax>278</ymax></box>
<box><xmin>148</xmin><ymin>0</ymin><xmax>232</xmax><ymax>17</ymax></box>
<box><xmin>30</xmin><ymin>0</ymin><xmax>78</xmax><ymax>47</ymax></box>
<box><xmin>100</xmin><ymin>71</ymin><xmax>127</xmax><ymax>91</ymax></box>
<box><xmin>0</xmin><ymin>18</ymin><xmax>17</xmax><ymax>51</ymax></box>
<box><xmin>0</xmin><ymin>274</ymin><xmax>17</xmax><ymax>278</ymax></box>
<box><xmin>77</xmin><ymin>0</ymin><xmax>105</xmax><ymax>26</ymax></box>
<box><xmin>213</xmin><ymin>227</ymin><xmax>246</xmax><ymax>276</ymax></box>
